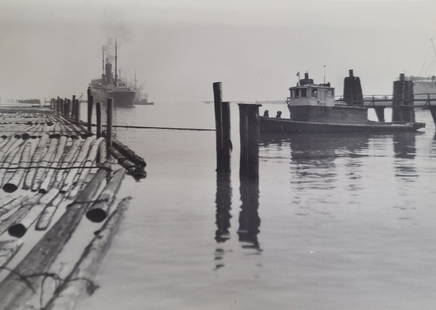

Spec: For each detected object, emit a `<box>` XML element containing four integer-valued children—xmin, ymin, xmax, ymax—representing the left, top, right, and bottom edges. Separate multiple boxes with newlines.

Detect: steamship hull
<box><xmin>91</xmin><ymin>88</ymin><xmax>135</xmax><ymax>108</ymax></box>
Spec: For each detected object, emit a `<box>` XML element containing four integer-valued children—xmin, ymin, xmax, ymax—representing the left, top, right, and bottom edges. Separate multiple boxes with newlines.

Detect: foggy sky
<box><xmin>0</xmin><ymin>0</ymin><xmax>435</xmax><ymax>102</ymax></box>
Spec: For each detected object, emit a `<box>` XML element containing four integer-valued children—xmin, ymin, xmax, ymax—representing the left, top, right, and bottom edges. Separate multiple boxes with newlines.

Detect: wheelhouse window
<box><xmin>301</xmin><ymin>88</ymin><xmax>307</xmax><ymax>97</ymax></box>
<box><xmin>294</xmin><ymin>89</ymin><xmax>300</xmax><ymax>98</ymax></box>
<box><xmin>311</xmin><ymin>88</ymin><xmax>318</xmax><ymax>97</ymax></box>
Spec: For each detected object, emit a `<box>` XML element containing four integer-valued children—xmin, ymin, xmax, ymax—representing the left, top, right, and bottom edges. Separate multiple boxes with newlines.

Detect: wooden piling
<box><xmin>392</xmin><ymin>73</ymin><xmax>415</xmax><ymax>122</ymax></box>
<box><xmin>87</xmin><ymin>87</ymin><xmax>93</xmax><ymax>134</ymax></box>
<box><xmin>96</xmin><ymin>101</ymin><xmax>102</xmax><ymax>138</ymax></box>
<box><xmin>72</xmin><ymin>95</ymin><xmax>76</xmax><ymax>122</ymax></box>
<box><xmin>213</xmin><ymin>82</ymin><xmax>231</xmax><ymax>173</ymax></box>
<box><xmin>106</xmin><ymin>98</ymin><xmax>113</xmax><ymax>159</ymax></box>
<box><xmin>239</xmin><ymin>104</ymin><xmax>261</xmax><ymax>179</ymax></box>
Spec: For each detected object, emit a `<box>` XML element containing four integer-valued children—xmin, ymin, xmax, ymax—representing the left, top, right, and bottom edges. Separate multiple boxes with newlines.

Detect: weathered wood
<box><xmin>3</xmin><ymin>140</ymin><xmax>33</xmax><ymax>193</ymax></box>
<box><xmin>8</xmin><ymin>203</ymin><xmax>45</xmax><ymax>238</ymax></box>
<box><xmin>112</xmin><ymin>138</ymin><xmax>146</xmax><ymax>167</ymax></box>
<box><xmin>0</xmin><ymin>194</ymin><xmax>41</xmax><ymax>234</ymax></box>
<box><xmin>23</xmin><ymin>134</ymin><xmax>49</xmax><ymax>190</ymax></box>
<box><xmin>86</xmin><ymin>168</ymin><xmax>126</xmax><ymax>222</ymax></box>
<box><xmin>32</xmin><ymin>137</ymin><xmax>59</xmax><ymax>191</ymax></box>
<box><xmin>0</xmin><ymin>142</ymin><xmax>25</xmax><ymax>186</ymax></box>
<box><xmin>0</xmin><ymin>240</ymin><xmax>23</xmax><ymax>268</ymax></box>
<box><xmin>52</xmin><ymin>138</ymin><xmax>82</xmax><ymax>189</ymax></box>
<box><xmin>0</xmin><ymin>168</ymin><xmax>107</xmax><ymax>310</ymax></box>
<box><xmin>0</xmin><ymin>195</ymin><xmax>26</xmax><ymax>218</ymax></box>
<box><xmin>239</xmin><ymin>104</ymin><xmax>260</xmax><ymax>179</ymax></box>
<box><xmin>106</xmin><ymin>98</ymin><xmax>113</xmax><ymax>159</ymax></box>
<box><xmin>87</xmin><ymin>87</ymin><xmax>93</xmax><ymax>134</ymax></box>
<box><xmin>39</xmin><ymin>136</ymin><xmax>68</xmax><ymax>194</ymax></box>
<box><xmin>35</xmin><ymin>194</ymin><xmax>65</xmax><ymax>231</ymax></box>
<box><xmin>60</xmin><ymin>136</ymin><xmax>96</xmax><ymax>193</ymax></box>
<box><xmin>96</xmin><ymin>102</ymin><xmax>102</xmax><ymax>138</ymax></box>
<box><xmin>45</xmin><ymin>197</ymin><xmax>130</xmax><ymax>310</ymax></box>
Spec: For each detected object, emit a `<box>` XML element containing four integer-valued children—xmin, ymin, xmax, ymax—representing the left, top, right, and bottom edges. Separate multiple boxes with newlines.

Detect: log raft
<box><xmin>0</xmin><ymin>101</ymin><xmax>144</xmax><ymax>309</ymax></box>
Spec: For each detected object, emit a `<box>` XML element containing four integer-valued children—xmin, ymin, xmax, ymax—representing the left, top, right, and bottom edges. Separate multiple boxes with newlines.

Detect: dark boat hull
<box><xmin>260</xmin><ymin>118</ymin><xmax>425</xmax><ymax>133</ymax></box>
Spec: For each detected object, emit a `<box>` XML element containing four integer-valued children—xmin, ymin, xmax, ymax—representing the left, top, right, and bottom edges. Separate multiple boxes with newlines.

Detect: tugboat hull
<box><xmin>260</xmin><ymin>118</ymin><xmax>425</xmax><ymax>133</ymax></box>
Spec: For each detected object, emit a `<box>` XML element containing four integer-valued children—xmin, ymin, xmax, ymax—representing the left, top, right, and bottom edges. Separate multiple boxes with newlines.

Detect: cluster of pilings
<box><xmin>213</xmin><ymin>82</ymin><xmax>260</xmax><ymax>180</ymax></box>
<box><xmin>213</xmin><ymin>82</ymin><xmax>261</xmax><ymax>248</ymax></box>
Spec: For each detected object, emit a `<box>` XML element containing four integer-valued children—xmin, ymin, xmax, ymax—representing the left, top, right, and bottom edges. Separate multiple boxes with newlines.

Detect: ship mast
<box><xmin>114</xmin><ymin>39</ymin><xmax>118</xmax><ymax>87</ymax></box>
<box><xmin>102</xmin><ymin>47</ymin><xmax>105</xmax><ymax>76</ymax></box>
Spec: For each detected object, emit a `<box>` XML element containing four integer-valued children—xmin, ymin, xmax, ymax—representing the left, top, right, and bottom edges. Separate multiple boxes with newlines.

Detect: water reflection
<box><xmin>215</xmin><ymin>173</ymin><xmax>232</xmax><ymax>243</ymax></box>
<box><xmin>393</xmin><ymin>133</ymin><xmax>418</xmax><ymax>179</ymax></box>
<box><xmin>238</xmin><ymin>177</ymin><xmax>261</xmax><ymax>251</ymax></box>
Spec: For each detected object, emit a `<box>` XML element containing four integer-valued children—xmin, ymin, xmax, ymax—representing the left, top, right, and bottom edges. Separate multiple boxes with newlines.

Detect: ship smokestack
<box><xmin>114</xmin><ymin>39</ymin><xmax>118</xmax><ymax>87</ymax></box>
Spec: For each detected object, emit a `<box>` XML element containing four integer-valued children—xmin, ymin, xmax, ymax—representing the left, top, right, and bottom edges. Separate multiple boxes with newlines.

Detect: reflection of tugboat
<box><xmin>261</xmin><ymin>71</ymin><xmax>425</xmax><ymax>133</ymax></box>
<box><xmin>89</xmin><ymin>41</ymin><xmax>136</xmax><ymax>107</ymax></box>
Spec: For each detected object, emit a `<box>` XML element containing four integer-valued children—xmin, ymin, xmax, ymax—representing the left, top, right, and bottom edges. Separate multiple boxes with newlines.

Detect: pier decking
<box><xmin>0</xmin><ymin>101</ymin><xmax>141</xmax><ymax>309</ymax></box>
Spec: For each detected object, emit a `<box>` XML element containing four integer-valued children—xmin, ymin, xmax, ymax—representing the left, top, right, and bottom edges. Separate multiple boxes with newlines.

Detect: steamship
<box><xmin>261</xmin><ymin>71</ymin><xmax>425</xmax><ymax>133</ymax></box>
<box><xmin>89</xmin><ymin>42</ymin><xmax>135</xmax><ymax>107</ymax></box>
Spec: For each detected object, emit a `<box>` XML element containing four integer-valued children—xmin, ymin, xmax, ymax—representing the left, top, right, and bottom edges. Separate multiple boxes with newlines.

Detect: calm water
<box><xmin>79</xmin><ymin>103</ymin><xmax>436</xmax><ymax>310</ymax></box>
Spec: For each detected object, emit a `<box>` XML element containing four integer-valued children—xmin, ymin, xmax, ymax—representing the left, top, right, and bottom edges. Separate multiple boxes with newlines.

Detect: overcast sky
<box><xmin>0</xmin><ymin>0</ymin><xmax>435</xmax><ymax>101</ymax></box>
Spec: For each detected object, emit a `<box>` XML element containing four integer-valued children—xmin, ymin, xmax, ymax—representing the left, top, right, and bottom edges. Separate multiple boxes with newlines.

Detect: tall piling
<box><xmin>239</xmin><ymin>104</ymin><xmax>261</xmax><ymax>179</ymax></box>
<box><xmin>343</xmin><ymin>69</ymin><xmax>363</xmax><ymax>105</ymax></box>
<box><xmin>213</xmin><ymin>82</ymin><xmax>231</xmax><ymax>173</ymax></box>
<box><xmin>75</xmin><ymin>97</ymin><xmax>80</xmax><ymax>124</ymax></box>
<box><xmin>106</xmin><ymin>98</ymin><xmax>113</xmax><ymax>159</ymax></box>
<box><xmin>392</xmin><ymin>73</ymin><xmax>415</xmax><ymax>123</ymax></box>
<box><xmin>96</xmin><ymin>102</ymin><xmax>102</xmax><ymax>138</ymax></box>
<box><xmin>72</xmin><ymin>95</ymin><xmax>76</xmax><ymax>121</ymax></box>
<box><xmin>87</xmin><ymin>87</ymin><xmax>93</xmax><ymax>134</ymax></box>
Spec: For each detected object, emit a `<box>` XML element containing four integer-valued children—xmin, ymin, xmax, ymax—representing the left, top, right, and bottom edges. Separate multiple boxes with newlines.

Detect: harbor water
<box><xmin>80</xmin><ymin>103</ymin><xmax>436</xmax><ymax>310</ymax></box>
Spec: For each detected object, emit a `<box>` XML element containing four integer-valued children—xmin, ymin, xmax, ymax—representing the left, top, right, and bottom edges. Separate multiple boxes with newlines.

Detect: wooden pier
<box><xmin>0</xmin><ymin>95</ymin><xmax>145</xmax><ymax>309</ymax></box>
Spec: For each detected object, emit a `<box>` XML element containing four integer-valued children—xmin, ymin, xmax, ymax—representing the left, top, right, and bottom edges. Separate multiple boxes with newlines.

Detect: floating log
<box><xmin>8</xmin><ymin>203</ymin><xmax>45</xmax><ymax>238</ymax></box>
<box><xmin>52</xmin><ymin>138</ymin><xmax>82</xmax><ymax>189</ymax></box>
<box><xmin>39</xmin><ymin>136</ymin><xmax>68</xmax><ymax>194</ymax></box>
<box><xmin>45</xmin><ymin>197</ymin><xmax>130</xmax><ymax>310</ymax></box>
<box><xmin>22</xmin><ymin>134</ymin><xmax>49</xmax><ymax>190</ymax></box>
<box><xmin>0</xmin><ymin>240</ymin><xmax>23</xmax><ymax>268</ymax></box>
<box><xmin>36</xmin><ymin>194</ymin><xmax>65</xmax><ymax>231</ymax></box>
<box><xmin>112</xmin><ymin>138</ymin><xmax>146</xmax><ymax>167</ymax></box>
<box><xmin>110</xmin><ymin>147</ymin><xmax>146</xmax><ymax>179</ymax></box>
<box><xmin>32</xmin><ymin>137</ymin><xmax>59</xmax><ymax>191</ymax></box>
<box><xmin>0</xmin><ymin>194</ymin><xmax>41</xmax><ymax>234</ymax></box>
<box><xmin>3</xmin><ymin>140</ymin><xmax>33</xmax><ymax>193</ymax></box>
<box><xmin>0</xmin><ymin>169</ymin><xmax>107</xmax><ymax>310</ymax></box>
<box><xmin>66</xmin><ymin>137</ymin><xmax>104</xmax><ymax>199</ymax></box>
<box><xmin>60</xmin><ymin>136</ymin><xmax>96</xmax><ymax>193</ymax></box>
<box><xmin>86</xmin><ymin>168</ymin><xmax>126</xmax><ymax>223</ymax></box>
<box><xmin>0</xmin><ymin>195</ymin><xmax>26</xmax><ymax>218</ymax></box>
<box><xmin>0</xmin><ymin>143</ymin><xmax>25</xmax><ymax>186</ymax></box>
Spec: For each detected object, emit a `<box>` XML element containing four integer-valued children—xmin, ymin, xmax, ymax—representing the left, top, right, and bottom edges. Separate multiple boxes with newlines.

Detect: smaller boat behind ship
<box><xmin>261</xmin><ymin>71</ymin><xmax>425</xmax><ymax>134</ymax></box>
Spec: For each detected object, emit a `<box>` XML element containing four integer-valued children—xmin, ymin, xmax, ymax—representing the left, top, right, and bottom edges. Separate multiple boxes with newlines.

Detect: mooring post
<box><xmin>75</xmin><ymin>97</ymin><xmax>81</xmax><ymax>124</ymax></box>
<box><xmin>72</xmin><ymin>95</ymin><xmax>76</xmax><ymax>120</ymax></box>
<box><xmin>106</xmin><ymin>98</ymin><xmax>113</xmax><ymax>160</ymax></box>
<box><xmin>239</xmin><ymin>104</ymin><xmax>261</xmax><ymax>179</ymax></box>
<box><xmin>214</xmin><ymin>82</ymin><xmax>224</xmax><ymax>172</ymax></box>
<box><xmin>87</xmin><ymin>87</ymin><xmax>93</xmax><ymax>134</ymax></box>
<box><xmin>427</xmin><ymin>93</ymin><xmax>436</xmax><ymax>125</ymax></box>
<box><xmin>392</xmin><ymin>73</ymin><xmax>415</xmax><ymax>122</ymax></box>
<box><xmin>96</xmin><ymin>101</ymin><xmax>102</xmax><ymax>138</ymax></box>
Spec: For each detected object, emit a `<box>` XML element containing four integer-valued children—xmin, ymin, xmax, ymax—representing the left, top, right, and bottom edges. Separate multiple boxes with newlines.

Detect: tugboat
<box><xmin>260</xmin><ymin>71</ymin><xmax>425</xmax><ymax>133</ymax></box>
<box><xmin>89</xmin><ymin>41</ymin><xmax>136</xmax><ymax>107</ymax></box>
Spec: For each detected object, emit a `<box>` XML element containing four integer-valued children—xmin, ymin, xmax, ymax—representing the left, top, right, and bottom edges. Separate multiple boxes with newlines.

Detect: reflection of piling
<box><xmin>106</xmin><ymin>98</ymin><xmax>113</xmax><ymax>159</ymax></box>
<box><xmin>239</xmin><ymin>104</ymin><xmax>261</xmax><ymax>179</ymax></box>
<box><xmin>213</xmin><ymin>82</ymin><xmax>231</xmax><ymax>173</ymax></box>
<box><xmin>215</xmin><ymin>173</ymin><xmax>232</xmax><ymax>242</ymax></box>
<box><xmin>238</xmin><ymin>178</ymin><xmax>260</xmax><ymax>249</ymax></box>
<box><xmin>392</xmin><ymin>73</ymin><xmax>415</xmax><ymax>122</ymax></box>
<box><xmin>96</xmin><ymin>102</ymin><xmax>102</xmax><ymax>138</ymax></box>
<box><xmin>87</xmin><ymin>87</ymin><xmax>93</xmax><ymax>134</ymax></box>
